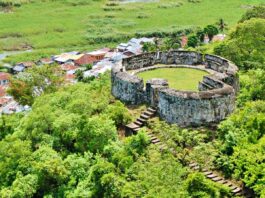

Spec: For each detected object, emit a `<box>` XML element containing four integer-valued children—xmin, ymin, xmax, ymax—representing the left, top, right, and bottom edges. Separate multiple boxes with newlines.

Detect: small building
<box><xmin>0</xmin><ymin>72</ymin><xmax>10</xmax><ymax>86</ymax></box>
<box><xmin>60</xmin><ymin>63</ymin><xmax>79</xmax><ymax>72</ymax></box>
<box><xmin>0</xmin><ymin>97</ymin><xmax>11</xmax><ymax>107</ymax></box>
<box><xmin>74</xmin><ymin>48</ymin><xmax>110</xmax><ymax>66</ymax></box>
<box><xmin>212</xmin><ymin>34</ymin><xmax>226</xmax><ymax>42</ymax></box>
<box><xmin>0</xmin><ymin>86</ymin><xmax>6</xmax><ymax>97</ymax></box>
<box><xmin>54</xmin><ymin>53</ymin><xmax>83</xmax><ymax>64</ymax></box>
<box><xmin>37</xmin><ymin>58</ymin><xmax>54</xmax><ymax>65</ymax></box>
<box><xmin>181</xmin><ymin>36</ymin><xmax>188</xmax><ymax>48</ymax></box>
<box><xmin>13</xmin><ymin>65</ymin><xmax>25</xmax><ymax>73</ymax></box>
<box><xmin>17</xmin><ymin>61</ymin><xmax>35</xmax><ymax>68</ymax></box>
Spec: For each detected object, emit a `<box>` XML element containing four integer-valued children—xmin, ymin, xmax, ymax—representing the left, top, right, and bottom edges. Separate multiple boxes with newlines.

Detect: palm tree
<box><xmin>216</xmin><ymin>18</ymin><xmax>227</xmax><ymax>33</ymax></box>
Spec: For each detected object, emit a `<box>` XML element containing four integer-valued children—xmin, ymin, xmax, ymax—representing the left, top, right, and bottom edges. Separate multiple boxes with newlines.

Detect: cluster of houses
<box><xmin>0</xmin><ymin>37</ymin><xmax>155</xmax><ymax>114</ymax></box>
<box><xmin>0</xmin><ymin>72</ymin><xmax>30</xmax><ymax>114</ymax></box>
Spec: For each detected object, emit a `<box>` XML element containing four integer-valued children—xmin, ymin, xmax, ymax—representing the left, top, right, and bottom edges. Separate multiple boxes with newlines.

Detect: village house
<box><xmin>12</xmin><ymin>65</ymin><xmax>25</xmax><ymax>73</ymax></box>
<box><xmin>60</xmin><ymin>63</ymin><xmax>79</xmax><ymax>72</ymax></box>
<box><xmin>0</xmin><ymin>72</ymin><xmax>10</xmax><ymax>86</ymax></box>
<box><xmin>117</xmin><ymin>37</ymin><xmax>154</xmax><ymax>55</ymax></box>
<box><xmin>53</xmin><ymin>51</ymin><xmax>81</xmax><ymax>64</ymax></box>
<box><xmin>74</xmin><ymin>48</ymin><xmax>110</xmax><ymax>66</ymax></box>
<box><xmin>17</xmin><ymin>61</ymin><xmax>35</xmax><ymax>68</ymax></box>
<box><xmin>0</xmin><ymin>86</ymin><xmax>6</xmax><ymax>97</ymax></box>
<box><xmin>37</xmin><ymin>58</ymin><xmax>54</xmax><ymax>65</ymax></box>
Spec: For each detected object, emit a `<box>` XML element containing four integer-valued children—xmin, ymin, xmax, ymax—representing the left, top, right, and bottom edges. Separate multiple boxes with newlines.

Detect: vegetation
<box><xmin>0</xmin><ymin>73</ymin><xmax>231</xmax><ymax>197</ymax></box>
<box><xmin>214</xmin><ymin>18</ymin><xmax>265</xmax><ymax>70</ymax></box>
<box><xmin>137</xmin><ymin>67</ymin><xmax>207</xmax><ymax>91</ymax></box>
<box><xmin>8</xmin><ymin>64</ymin><xmax>64</xmax><ymax>105</ymax></box>
<box><xmin>1</xmin><ymin>1</ymin><xmax>265</xmax><ymax>197</ymax></box>
<box><xmin>0</xmin><ymin>0</ymin><xmax>264</xmax><ymax>63</ymax></box>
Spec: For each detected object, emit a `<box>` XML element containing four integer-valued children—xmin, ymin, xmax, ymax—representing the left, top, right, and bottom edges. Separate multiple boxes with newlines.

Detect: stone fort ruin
<box><xmin>111</xmin><ymin>51</ymin><xmax>239</xmax><ymax>126</ymax></box>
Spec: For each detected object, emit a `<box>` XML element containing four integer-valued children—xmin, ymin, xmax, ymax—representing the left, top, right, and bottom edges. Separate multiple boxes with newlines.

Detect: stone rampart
<box><xmin>111</xmin><ymin>50</ymin><xmax>239</xmax><ymax>126</ymax></box>
<box><xmin>111</xmin><ymin>68</ymin><xmax>144</xmax><ymax>105</ymax></box>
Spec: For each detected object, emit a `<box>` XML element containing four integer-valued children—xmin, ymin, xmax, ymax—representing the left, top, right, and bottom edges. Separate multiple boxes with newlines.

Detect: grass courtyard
<box><xmin>137</xmin><ymin>67</ymin><xmax>208</xmax><ymax>91</ymax></box>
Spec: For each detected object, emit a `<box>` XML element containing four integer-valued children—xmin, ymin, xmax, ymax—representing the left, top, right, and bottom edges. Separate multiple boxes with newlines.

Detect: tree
<box><xmin>216</xmin><ymin>18</ymin><xmax>227</xmax><ymax>32</ymax></box>
<box><xmin>75</xmin><ymin>115</ymin><xmax>117</xmax><ymax>153</ymax></box>
<box><xmin>214</xmin><ymin>18</ymin><xmax>265</xmax><ymax>70</ymax></box>
<box><xmin>185</xmin><ymin>173</ymin><xmax>231</xmax><ymax>197</ymax></box>
<box><xmin>187</xmin><ymin>35</ymin><xmax>199</xmax><ymax>48</ymax></box>
<box><xmin>75</xmin><ymin>69</ymin><xmax>84</xmax><ymax>81</ymax></box>
<box><xmin>0</xmin><ymin>174</ymin><xmax>38</xmax><ymax>198</ymax></box>
<box><xmin>237</xmin><ymin>69</ymin><xmax>265</xmax><ymax>105</ymax></box>
<box><xmin>0</xmin><ymin>114</ymin><xmax>22</xmax><ymax>140</ymax></box>
<box><xmin>8</xmin><ymin>65</ymin><xmax>64</xmax><ymax>105</ymax></box>
<box><xmin>142</xmin><ymin>42</ymin><xmax>156</xmax><ymax>52</ymax></box>
<box><xmin>103</xmin><ymin>101</ymin><xmax>131</xmax><ymax>127</ymax></box>
<box><xmin>239</xmin><ymin>5</ymin><xmax>265</xmax><ymax>22</ymax></box>
<box><xmin>196</xmin><ymin>29</ymin><xmax>205</xmax><ymax>42</ymax></box>
<box><xmin>0</xmin><ymin>135</ymin><xmax>32</xmax><ymax>186</ymax></box>
<box><xmin>203</xmin><ymin>25</ymin><xmax>219</xmax><ymax>41</ymax></box>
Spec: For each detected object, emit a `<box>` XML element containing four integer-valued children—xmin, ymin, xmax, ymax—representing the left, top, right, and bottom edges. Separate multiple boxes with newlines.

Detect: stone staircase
<box><xmin>124</xmin><ymin>108</ymin><xmax>251</xmax><ymax>197</ymax></box>
<box><xmin>147</xmin><ymin>132</ymin><xmax>246</xmax><ymax>197</ymax></box>
<box><xmin>125</xmin><ymin>106</ymin><xmax>157</xmax><ymax>136</ymax></box>
<box><xmin>189</xmin><ymin>162</ymin><xmax>245</xmax><ymax>197</ymax></box>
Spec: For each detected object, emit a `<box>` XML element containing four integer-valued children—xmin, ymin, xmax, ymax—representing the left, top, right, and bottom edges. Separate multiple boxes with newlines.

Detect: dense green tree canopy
<box><xmin>214</xmin><ymin>18</ymin><xmax>265</xmax><ymax>70</ymax></box>
<box><xmin>239</xmin><ymin>5</ymin><xmax>265</xmax><ymax>22</ymax></box>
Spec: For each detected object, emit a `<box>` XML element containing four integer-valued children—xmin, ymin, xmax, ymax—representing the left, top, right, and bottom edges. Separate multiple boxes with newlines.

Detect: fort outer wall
<box><xmin>111</xmin><ymin>50</ymin><xmax>239</xmax><ymax>126</ymax></box>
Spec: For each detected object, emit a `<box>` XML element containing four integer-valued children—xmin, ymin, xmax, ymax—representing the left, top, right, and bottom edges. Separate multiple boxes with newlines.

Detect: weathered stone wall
<box><xmin>146</xmin><ymin>78</ymin><xmax>169</xmax><ymax>106</ymax></box>
<box><xmin>122</xmin><ymin>51</ymin><xmax>203</xmax><ymax>71</ymax></box>
<box><xmin>158</xmin><ymin>87</ymin><xmax>235</xmax><ymax>126</ymax></box>
<box><xmin>160</xmin><ymin>51</ymin><xmax>203</xmax><ymax>65</ymax></box>
<box><xmin>111</xmin><ymin>50</ymin><xmax>239</xmax><ymax>126</ymax></box>
<box><xmin>111</xmin><ymin>68</ymin><xmax>144</xmax><ymax>105</ymax></box>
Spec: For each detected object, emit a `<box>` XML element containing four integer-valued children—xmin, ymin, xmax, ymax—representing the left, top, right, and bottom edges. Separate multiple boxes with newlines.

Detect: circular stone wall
<box><xmin>111</xmin><ymin>50</ymin><xmax>239</xmax><ymax>126</ymax></box>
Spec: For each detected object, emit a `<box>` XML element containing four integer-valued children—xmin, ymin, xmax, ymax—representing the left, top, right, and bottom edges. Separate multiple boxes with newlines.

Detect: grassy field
<box><xmin>137</xmin><ymin>67</ymin><xmax>208</xmax><ymax>91</ymax></box>
<box><xmin>0</xmin><ymin>0</ymin><xmax>264</xmax><ymax>63</ymax></box>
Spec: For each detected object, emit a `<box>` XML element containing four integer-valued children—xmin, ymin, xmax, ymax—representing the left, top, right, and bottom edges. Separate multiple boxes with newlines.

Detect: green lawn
<box><xmin>0</xmin><ymin>0</ymin><xmax>263</xmax><ymax>63</ymax></box>
<box><xmin>137</xmin><ymin>67</ymin><xmax>208</xmax><ymax>91</ymax></box>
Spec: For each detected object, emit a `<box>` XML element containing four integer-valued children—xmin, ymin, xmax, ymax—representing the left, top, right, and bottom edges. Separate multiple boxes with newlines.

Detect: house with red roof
<box><xmin>0</xmin><ymin>72</ymin><xmax>10</xmax><ymax>86</ymax></box>
<box><xmin>74</xmin><ymin>48</ymin><xmax>110</xmax><ymax>66</ymax></box>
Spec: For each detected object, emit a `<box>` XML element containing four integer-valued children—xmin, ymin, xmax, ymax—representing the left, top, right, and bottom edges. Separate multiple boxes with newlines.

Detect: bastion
<box><xmin>111</xmin><ymin>50</ymin><xmax>239</xmax><ymax>126</ymax></box>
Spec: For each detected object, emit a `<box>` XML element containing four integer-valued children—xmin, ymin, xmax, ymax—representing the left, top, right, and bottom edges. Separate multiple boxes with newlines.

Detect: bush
<box><xmin>187</xmin><ymin>35</ymin><xmax>199</xmax><ymax>48</ymax></box>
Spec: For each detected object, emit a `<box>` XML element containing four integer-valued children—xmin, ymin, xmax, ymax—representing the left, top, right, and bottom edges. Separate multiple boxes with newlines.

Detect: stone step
<box><xmin>151</xmin><ymin>139</ymin><xmax>160</xmax><ymax>144</ymax></box>
<box><xmin>203</xmin><ymin>171</ymin><xmax>213</xmax><ymax>176</ymax></box>
<box><xmin>144</xmin><ymin>111</ymin><xmax>154</xmax><ymax>117</ymax></box>
<box><xmin>147</xmin><ymin>107</ymin><xmax>157</xmax><ymax>113</ymax></box>
<box><xmin>150</xmin><ymin>137</ymin><xmax>158</xmax><ymax>141</ymax></box>
<box><xmin>133</xmin><ymin>127</ymin><xmax>141</xmax><ymax>132</ymax></box>
<box><xmin>200</xmin><ymin>81</ymin><xmax>215</xmax><ymax>90</ymax></box>
<box><xmin>230</xmin><ymin>185</ymin><xmax>238</xmax><ymax>190</ymax></box>
<box><xmin>189</xmin><ymin>163</ymin><xmax>198</xmax><ymax>168</ymax></box>
<box><xmin>126</xmin><ymin>123</ymin><xmax>140</xmax><ymax>129</ymax></box>
<box><xmin>134</xmin><ymin>120</ymin><xmax>143</xmax><ymax>126</ymax></box>
<box><xmin>232</xmin><ymin>188</ymin><xmax>242</xmax><ymax>194</ymax></box>
<box><xmin>225</xmin><ymin>182</ymin><xmax>233</xmax><ymax>187</ymax></box>
<box><xmin>207</xmin><ymin>174</ymin><xmax>217</xmax><ymax>179</ymax></box>
<box><xmin>154</xmin><ymin>141</ymin><xmax>162</xmax><ymax>145</ymax></box>
<box><xmin>212</xmin><ymin>177</ymin><xmax>222</xmax><ymax>182</ymax></box>
<box><xmin>140</xmin><ymin>114</ymin><xmax>150</xmax><ymax>120</ymax></box>
<box><xmin>217</xmin><ymin>179</ymin><xmax>228</xmax><ymax>184</ymax></box>
<box><xmin>137</xmin><ymin>117</ymin><xmax>147</xmax><ymax>123</ymax></box>
<box><xmin>193</xmin><ymin>166</ymin><xmax>200</xmax><ymax>170</ymax></box>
